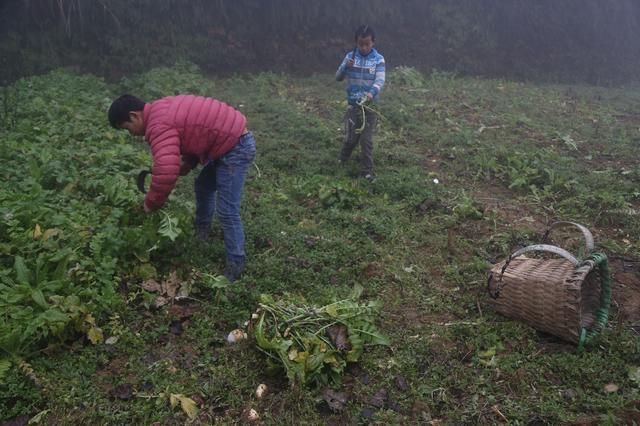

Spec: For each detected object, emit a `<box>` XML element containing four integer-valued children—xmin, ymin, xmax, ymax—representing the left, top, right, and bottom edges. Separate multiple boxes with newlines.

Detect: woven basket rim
<box><xmin>488</xmin><ymin>256</ymin><xmax>602</xmax><ymax>343</ymax></box>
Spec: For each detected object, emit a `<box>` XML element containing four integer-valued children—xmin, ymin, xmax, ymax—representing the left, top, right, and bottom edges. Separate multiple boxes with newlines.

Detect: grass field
<box><xmin>1</xmin><ymin>64</ymin><xmax>639</xmax><ymax>425</ymax></box>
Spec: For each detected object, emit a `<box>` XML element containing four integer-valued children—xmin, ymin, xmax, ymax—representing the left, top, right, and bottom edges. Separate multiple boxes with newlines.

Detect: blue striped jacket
<box><xmin>336</xmin><ymin>48</ymin><xmax>386</xmax><ymax>105</ymax></box>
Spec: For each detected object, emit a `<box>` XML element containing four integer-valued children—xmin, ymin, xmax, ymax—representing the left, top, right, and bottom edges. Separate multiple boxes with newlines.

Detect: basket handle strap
<box><xmin>488</xmin><ymin>244</ymin><xmax>579</xmax><ymax>299</ymax></box>
<box><xmin>504</xmin><ymin>244</ymin><xmax>579</xmax><ymax>270</ymax></box>
<box><xmin>542</xmin><ymin>221</ymin><xmax>594</xmax><ymax>254</ymax></box>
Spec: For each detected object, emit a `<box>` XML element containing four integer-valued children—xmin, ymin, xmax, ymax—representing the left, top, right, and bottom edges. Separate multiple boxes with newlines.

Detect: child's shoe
<box><xmin>363</xmin><ymin>173</ymin><xmax>377</xmax><ymax>183</ymax></box>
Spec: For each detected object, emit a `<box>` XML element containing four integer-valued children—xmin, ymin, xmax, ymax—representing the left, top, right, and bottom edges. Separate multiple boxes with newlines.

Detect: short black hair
<box><xmin>108</xmin><ymin>94</ymin><xmax>146</xmax><ymax>128</ymax></box>
<box><xmin>355</xmin><ymin>25</ymin><xmax>375</xmax><ymax>42</ymax></box>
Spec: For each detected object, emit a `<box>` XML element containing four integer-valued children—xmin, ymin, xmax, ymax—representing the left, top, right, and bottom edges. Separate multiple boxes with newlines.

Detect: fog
<box><xmin>1</xmin><ymin>0</ymin><xmax>639</xmax><ymax>84</ymax></box>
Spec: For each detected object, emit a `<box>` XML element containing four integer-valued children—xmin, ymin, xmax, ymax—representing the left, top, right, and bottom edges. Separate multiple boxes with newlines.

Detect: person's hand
<box><xmin>347</xmin><ymin>58</ymin><xmax>355</xmax><ymax>67</ymax></box>
<box><xmin>357</xmin><ymin>93</ymin><xmax>373</xmax><ymax>106</ymax></box>
<box><xmin>143</xmin><ymin>201</ymin><xmax>153</xmax><ymax>213</ymax></box>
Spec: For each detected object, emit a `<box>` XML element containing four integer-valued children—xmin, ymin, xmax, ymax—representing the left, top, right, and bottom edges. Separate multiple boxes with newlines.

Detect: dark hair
<box><xmin>108</xmin><ymin>94</ymin><xmax>146</xmax><ymax>128</ymax></box>
<box><xmin>354</xmin><ymin>25</ymin><xmax>375</xmax><ymax>42</ymax></box>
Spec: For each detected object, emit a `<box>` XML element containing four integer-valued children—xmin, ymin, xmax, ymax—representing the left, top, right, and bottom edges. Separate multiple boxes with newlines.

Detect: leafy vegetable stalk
<box><xmin>253</xmin><ymin>286</ymin><xmax>389</xmax><ymax>387</ymax></box>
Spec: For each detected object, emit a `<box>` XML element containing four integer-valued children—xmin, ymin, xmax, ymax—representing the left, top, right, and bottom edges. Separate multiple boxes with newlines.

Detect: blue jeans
<box><xmin>194</xmin><ymin>132</ymin><xmax>256</xmax><ymax>265</ymax></box>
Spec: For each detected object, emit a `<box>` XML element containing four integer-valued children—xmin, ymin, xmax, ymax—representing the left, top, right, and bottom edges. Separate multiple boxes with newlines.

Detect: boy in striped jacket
<box><xmin>336</xmin><ymin>25</ymin><xmax>386</xmax><ymax>182</ymax></box>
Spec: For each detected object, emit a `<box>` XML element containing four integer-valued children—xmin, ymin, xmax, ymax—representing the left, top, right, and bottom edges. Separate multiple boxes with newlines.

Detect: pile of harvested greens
<box><xmin>253</xmin><ymin>286</ymin><xmax>389</xmax><ymax>387</ymax></box>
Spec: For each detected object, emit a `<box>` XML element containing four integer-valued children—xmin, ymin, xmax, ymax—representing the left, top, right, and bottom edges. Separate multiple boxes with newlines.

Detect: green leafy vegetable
<box><xmin>254</xmin><ymin>291</ymin><xmax>389</xmax><ymax>387</ymax></box>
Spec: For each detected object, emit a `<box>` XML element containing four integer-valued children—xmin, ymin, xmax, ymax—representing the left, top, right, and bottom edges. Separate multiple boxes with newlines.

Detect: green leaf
<box><xmin>364</xmin><ymin>332</ymin><xmax>390</xmax><ymax>346</ymax></box>
<box><xmin>39</xmin><ymin>309</ymin><xmax>69</xmax><ymax>323</ymax></box>
<box><xmin>292</xmin><ymin>350</ymin><xmax>308</xmax><ymax>363</ymax></box>
<box><xmin>0</xmin><ymin>329</ymin><xmax>23</xmax><ymax>355</ymax></box>
<box><xmin>0</xmin><ymin>359</ymin><xmax>11</xmax><ymax>382</ymax></box>
<box><xmin>305</xmin><ymin>351</ymin><xmax>325</xmax><ymax>373</ymax></box>
<box><xmin>169</xmin><ymin>394</ymin><xmax>199</xmax><ymax>420</ymax></box>
<box><xmin>349</xmin><ymin>284</ymin><xmax>364</xmax><ymax>300</ymax></box>
<box><xmin>255</xmin><ymin>314</ymin><xmax>293</xmax><ymax>353</ymax></box>
<box><xmin>158</xmin><ymin>211</ymin><xmax>182</xmax><ymax>241</ymax></box>
<box><xmin>31</xmin><ymin>290</ymin><xmax>48</xmax><ymax>309</ymax></box>
<box><xmin>203</xmin><ymin>274</ymin><xmax>230</xmax><ymax>290</ymax></box>
<box><xmin>325</xmin><ymin>304</ymin><xmax>339</xmax><ymax>318</ymax></box>
<box><xmin>28</xmin><ymin>409</ymin><xmax>51</xmax><ymax>424</ymax></box>
<box><xmin>256</xmin><ymin>294</ymin><xmax>387</xmax><ymax>386</ymax></box>
<box><xmin>351</xmin><ymin>322</ymin><xmax>390</xmax><ymax>346</ymax></box>
<box><xmin>346</xmin><ymin>333</ymin><xmax>364</xmax><ymax>362</ymax></box>
<box><xmin>14</xmin><ymin>256</ymin><xmax>30</xmax><ymax>284</ymax></box>
<box><xmin>87</xmin><ymin>326</ymin><xmax>104</xmax><ymax>345</ymax></box>
<box><xmin>478</xmin><ymin>347</ymin><xmax>496</xmax><ymax>359</ymax></box>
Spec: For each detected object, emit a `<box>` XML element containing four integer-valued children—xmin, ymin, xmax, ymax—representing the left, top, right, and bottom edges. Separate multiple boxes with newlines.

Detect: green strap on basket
<box><xmin>577</xmin><ymin>252</ymin><xmax>611</xmax><ymax>351</ymax></box>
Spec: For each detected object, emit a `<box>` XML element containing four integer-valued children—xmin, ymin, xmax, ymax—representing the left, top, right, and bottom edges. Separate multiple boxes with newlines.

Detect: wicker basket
<box><xmin>487</xmin><ymin>222</ymin><xmax>610</xmax><ymax>346</ymax></box>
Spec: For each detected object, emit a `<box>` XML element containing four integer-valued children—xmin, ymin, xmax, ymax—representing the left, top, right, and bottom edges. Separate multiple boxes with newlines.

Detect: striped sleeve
<box><xmin>336</xmin><ymin>53</ymin><xmax>350</xmax><ymax>81</ymax></box>
<box><xmin>369</xmin><ymin>57</ymin><xmax>386</xmax><ymax>97</ymax></box>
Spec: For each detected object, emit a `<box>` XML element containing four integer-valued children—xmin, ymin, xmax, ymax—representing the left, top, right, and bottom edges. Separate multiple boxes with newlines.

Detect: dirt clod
<box><xmin>169</xmin><ymin>320</ymin><xmax>183</xmax><ymax>335</ymax></box>
<box><xmin>361</xmin><ymin>407</ymin><xmax>375</xmax><ymax>419</ymax></box>
<box><xmin>322</xmin><ymin>388</ymin><xmax>349</xmax><ymax>412</ymax></box>
<box><xmin>395</xmin><ymin>375</ymin><xmax>410</xmax><ymax>392</ymax></box>
<box><xmin>109</xmin><ymin>383</ymin><xmax>134</xmax><ymax>400</ymax></box>
<box><xmin>368</xmin><ymin>388</ymin><xmax>388</xmax><ymax>408</ymax></box>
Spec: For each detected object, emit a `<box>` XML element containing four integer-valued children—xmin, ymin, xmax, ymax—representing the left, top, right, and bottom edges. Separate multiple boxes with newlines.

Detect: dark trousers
<box><xmin>340</xmin><ymin>105</ymin><xmax>377</xmax><ymax>175</ymax></box>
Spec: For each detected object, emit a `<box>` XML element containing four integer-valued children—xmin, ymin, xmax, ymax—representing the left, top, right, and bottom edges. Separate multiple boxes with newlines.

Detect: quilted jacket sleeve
<box><xmin>144</xmin><ymin>124</ymin><xmax>181</xmax><ymax>210</ymax></box>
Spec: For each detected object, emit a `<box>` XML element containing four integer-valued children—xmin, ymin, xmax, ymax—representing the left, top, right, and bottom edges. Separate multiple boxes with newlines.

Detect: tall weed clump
<box><xmin>0</xmin><ymin>70</ymin><xmax>189</xmax><ymax>376</ymax></box>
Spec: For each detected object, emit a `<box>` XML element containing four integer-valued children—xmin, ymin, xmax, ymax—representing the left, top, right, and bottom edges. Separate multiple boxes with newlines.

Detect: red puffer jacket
<box><xmin>142</xmin><ymin>95</ymin><xmax>247</xmax><ymax>209</ymax></box>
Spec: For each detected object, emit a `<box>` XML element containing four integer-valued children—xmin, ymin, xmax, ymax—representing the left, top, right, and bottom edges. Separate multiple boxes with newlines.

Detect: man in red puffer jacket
<box><xmin>108</xmin><ymin>94</ymin><xmax>256</xmax><ymax>282</ymax></box>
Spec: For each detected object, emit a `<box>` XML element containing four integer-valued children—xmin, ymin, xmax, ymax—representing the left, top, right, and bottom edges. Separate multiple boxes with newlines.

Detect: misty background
<box><xmin>1</xmin><ymin>0</ymin><xmax>639</xmax><ymax>85</ymax></box>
